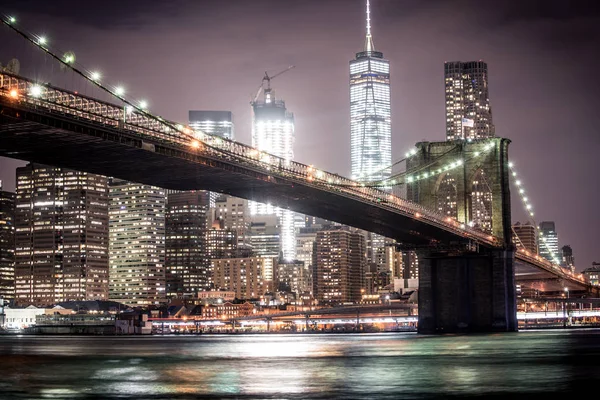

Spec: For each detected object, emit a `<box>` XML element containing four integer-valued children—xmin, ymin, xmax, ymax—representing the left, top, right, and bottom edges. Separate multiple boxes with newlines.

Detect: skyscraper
<box><xmin>189</xmin><ymin>110</ymin><xmax>234</xmax><ymax>140</ymax></box>
<box><xmin>165</xmin><ymin>191</ymin><xmax>211</xmax><ymax>298</ymax></box>
<box><xmin>14</xmin><ymin>164</ymin><xmax>109</xmax><ymax>306</ymax></box>
<box><xmin>444</xmin><ymin>61</ymin><xmax>495</xmax><ymax>141</ymax></box>
<box><xmin>538</xmin><ymin>221</ymin><xmax>560</xmax><ymax>264</ymax></box>
<box><xmin>109</xmin><ymin>180</ymin><xmax>166</xmax><ymax>306</ymax></box>
<box><xmin>350</xmin><ymin>0</ymin><xmax>391</xmax><ymax>183</ymax></box>
<box><xmin>250</xmin><ymin>73</ymin><xmax>296</xmax><ymax>261</ymax></box>
<box><xmin>315</xmin><ymin>228</ymin><xmax>366</xmax><ymax>305</ymax></box>
<box><xmin>0</xmin><ymin>182</ymin><xmax>15</xmax><ymax>301</ymax></box>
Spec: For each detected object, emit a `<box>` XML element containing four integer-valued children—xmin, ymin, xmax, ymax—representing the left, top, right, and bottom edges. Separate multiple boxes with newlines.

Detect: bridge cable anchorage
<box><xmin>0</xmin><ymin>16</ymin><xmax>503</xmax><ymax>249</ymax></box>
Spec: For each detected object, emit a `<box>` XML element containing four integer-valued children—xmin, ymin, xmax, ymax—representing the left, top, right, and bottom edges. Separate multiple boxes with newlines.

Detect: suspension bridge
<box><xmin>0</xmin><ymin>15</ymin><xmax>595</xmax><ymax>333</ymax></box>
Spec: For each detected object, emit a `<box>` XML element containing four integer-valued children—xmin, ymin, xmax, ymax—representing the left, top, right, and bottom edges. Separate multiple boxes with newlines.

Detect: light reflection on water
<box><xmin>0</xmin><ymin>330</ymin><xmax>598</xmax><ymax>399</ymax></box>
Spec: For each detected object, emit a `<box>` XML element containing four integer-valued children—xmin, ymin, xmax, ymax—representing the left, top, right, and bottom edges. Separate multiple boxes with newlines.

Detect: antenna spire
<box><xmin>365</xmin><ymin>0</ymin><xmax>375</xmax><ymax>52</ymax></box>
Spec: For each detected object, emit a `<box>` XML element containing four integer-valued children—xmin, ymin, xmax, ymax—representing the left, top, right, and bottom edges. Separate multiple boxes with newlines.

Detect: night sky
<box><xmin>1</xmin><ymin>0</ymin><xmax>599</xmax><ymax>271</ymax></box>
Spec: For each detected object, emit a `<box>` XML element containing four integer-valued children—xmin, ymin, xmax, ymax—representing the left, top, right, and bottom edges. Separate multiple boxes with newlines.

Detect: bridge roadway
<box><xmin>0</xmin><ymin>72</ymin><xmax>591</xmax><ymax>291</ymax></box>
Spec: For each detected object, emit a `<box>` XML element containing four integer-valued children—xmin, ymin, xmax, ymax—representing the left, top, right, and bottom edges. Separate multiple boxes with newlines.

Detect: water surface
<box><xmin>0</xmin><ymin>329</ymin><xmax>598</xmax><ymax>399</ymax></box>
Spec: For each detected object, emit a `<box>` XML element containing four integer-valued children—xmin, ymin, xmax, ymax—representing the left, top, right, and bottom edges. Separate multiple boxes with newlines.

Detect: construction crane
<box><xmin>251</xmin><ymin>65</ymin><xmax>295</xmax><ymax>104</ymax></box>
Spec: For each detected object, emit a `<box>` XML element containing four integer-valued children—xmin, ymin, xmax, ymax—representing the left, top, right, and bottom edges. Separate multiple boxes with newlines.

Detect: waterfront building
<box><xmin>444</xmin><ymin>60</ymin><xmax>495</xmax><ymax>140</ymax></box>
<box><xmin>582</xmin><ymin>262</ymin><xmax>600</xmax><ymax>286</ymax></box>
<box><xmin>14</xmin><ymin>164</ymin><xmax>109</xmax><ymax>307</ymax></box>
<box><xmin>189</xmin><ymin>110</ymin><xmax>234</xmax><ymax>141</ymax></box>
<box><xmin>512</xmin><ymin>221</ymin><xmax>538</xmax><ymax>254</ymax></box>
<box><xmin>349</xmin><ymin>0</ymin><xmax>391</xmax><ymax>183</ymax></box>
<box><xmin>0</xmin><ymin>183</ymin><xmax>15</xmax><ymax>301</ymax></box>
<box><xmin>538</xmin><ymin>221</ymin><xmax>560</xmax><ymax>264</ymax></box>
<box><xmin>165</xmin><ymin>191</ymin><xmax>211</xmax><ymax>298</ymax></box>
<box><xmin>315</xmin><ymin>228</ymin><xmax>366</xmax><ymax>305</ymax></box>
<box><xmin>108</xmin><ymin>179</ymin><xmax>166</xmax><ymax>306</ymax></box>
<box><xmin>211</xmin><ymin>257</ymin><xmax>275</xmax><ymax>299</ymax></box>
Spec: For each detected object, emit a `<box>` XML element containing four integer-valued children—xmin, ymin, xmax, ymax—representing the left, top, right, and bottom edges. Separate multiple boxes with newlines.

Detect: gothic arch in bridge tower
<box><xmin>434</xmin><ymin>171</ymin><xmax>458</xmax><ymax>219</ymax></box>
<box><xmin>469</xmin><ymin>167</ymin><xmax>494</xmax><ymax>234</ymax></box>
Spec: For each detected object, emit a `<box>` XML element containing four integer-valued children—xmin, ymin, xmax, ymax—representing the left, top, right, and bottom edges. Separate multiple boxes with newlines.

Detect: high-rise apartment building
<box><xmin>165</xmin><ymin>191</ymin><xmax>211</xmax><ymax>298</ymax></box>
<box><xmin>14</xmin><ymin>164</ymin><xmax>109</xmax><ymax>306</ymax></box>
<box><xmin>211</xmin><ymin>256</ymin><xmax>274</xmax><ymax>299</ymax></box>
<box><xmin>0</xmin><ymin>182</ymin><xmax>15</xmax><ymax>301</ymax></box>
<box><xmin>109</xmin><ymin>179</ymin><xmax>166</xmax><ymax>306</ymax></box>
<box><xmin>444</xmin><ymin>61</ymin><xmax>495</xmax><ymax>141</ymax></box>
<box><xmin>315</xmin><ymin>228</ymin><xmax>366</xmax><ymax>305</ymax></box>
<box><xmin>538</xmin><ymin>221</ymin><xmax>560</xmax><ymax>264</ymax></box>
<box><xmin>350</xmin><ymin>0</ymin><xmax>391</xmax><ymax>183</ymax></box>
<box><xmin>206</xmin><ymin>221</ymin><xmax>238</xmax><ymax>260</ymax></box>
<box><xmin>189</xmin><ymin>110</ymin><xmax>234</xmax><ymax>141</ymax></box>
<box><xmin>275</xmin><ymin>260</ymin><xmax>310</xmax><ymax>297</ymax></box>
<box><xmin>250</xmin><ymin>67</ymin><xmax>297</xmax><ymax>262</ymax></box>
<box><xmin>512</xmin><ymin>222</ymin><xmax>538</xmax><ymax>254</ymax></box>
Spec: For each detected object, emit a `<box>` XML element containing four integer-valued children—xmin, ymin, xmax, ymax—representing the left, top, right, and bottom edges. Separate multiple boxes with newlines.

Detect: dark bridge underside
<box><xmin>0</xmin><ymin>105</ymin><xmax>481</xmax><ymax>248</ymax></box>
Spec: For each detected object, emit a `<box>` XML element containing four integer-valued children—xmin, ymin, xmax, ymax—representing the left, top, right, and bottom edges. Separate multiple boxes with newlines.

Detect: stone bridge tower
<box><xmin>406</xmin><ymin>137</ymin><xmax>512</xmax><ymax>245</ymax></box>
<box><xmin>405</xmin><ymin>138</ymin><xmax>517</xmax><ymax>333</ymax></box>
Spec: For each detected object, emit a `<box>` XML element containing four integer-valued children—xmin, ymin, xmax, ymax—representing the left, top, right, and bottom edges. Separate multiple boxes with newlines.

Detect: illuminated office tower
<box><xmin>109</xmin><ymin>180</ymin><xmax>166</xmax><ymax>306</ymax></box>
<box><xmin>0</xmin><ymin>182</ymin><xmax>15</xmax><ymax>301</ymax></box>
<box><xmin>538</xmin><ymin>221</ymin><xmax>560</xmax><ymax>264</ymax></box>
<box><xmin>189</xmin><ymin>110</ymin><xmax>234</xmax><ymax>140</ymax></box>
<box><xmin>14</xmin><ymin>164</ymin><xmax>109</xmax><ymax>306</ymax></box>
<box><xmin>444</xmin><ymin>61</ymin><xmax>495</xmax><ymax>140</ymax></box>
<box><xmin>250</xmin><ymin>76</ymin><xmax>296</xmax><ymax>261</ymax></box>
<box><xmin>165</xmin><ymin>191</ymin><xmax>210</xmax><ymax>298</ymax></box>
<box><xmin>350</xmin><ymin>0</ymin><xmax>391</xmax><ymax>183</ymax></box>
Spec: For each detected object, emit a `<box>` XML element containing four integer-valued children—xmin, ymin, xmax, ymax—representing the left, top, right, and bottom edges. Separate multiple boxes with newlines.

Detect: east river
<box><xmin>0</xmin><ymin>329</ymin><xmax>599</xmax><ymax>399</ymax></box>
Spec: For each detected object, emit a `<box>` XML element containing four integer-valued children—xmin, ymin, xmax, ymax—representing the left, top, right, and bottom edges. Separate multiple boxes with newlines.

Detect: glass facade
<box><xmin>349</xmin><ymin>55</ymin><xmax>391</xmax><ymax>183</ymax></box>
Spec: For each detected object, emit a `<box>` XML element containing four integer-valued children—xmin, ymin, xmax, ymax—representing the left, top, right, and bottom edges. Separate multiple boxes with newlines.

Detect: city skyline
<box><xmin>0</xmin><ymin>0</ymin><xmax>598</xmax><ymax>270</ymax></box>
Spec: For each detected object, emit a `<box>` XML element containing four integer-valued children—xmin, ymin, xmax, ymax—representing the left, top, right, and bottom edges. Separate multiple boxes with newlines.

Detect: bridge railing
<box><xmin>515</xmin><ymin>248</ymin><xmax>587</xmax><ymax>284</ymax></box>
<box><xmin>0</xmin><ymin>71</ymin><xmax>502</xmax><ymax>247</ymax></box>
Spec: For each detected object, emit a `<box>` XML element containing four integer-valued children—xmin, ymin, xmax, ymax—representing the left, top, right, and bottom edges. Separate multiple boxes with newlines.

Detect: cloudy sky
<box><xmin>1</xmin><ymin>0</ymin><xmax>599</xmax><ymax>270</ymax></box>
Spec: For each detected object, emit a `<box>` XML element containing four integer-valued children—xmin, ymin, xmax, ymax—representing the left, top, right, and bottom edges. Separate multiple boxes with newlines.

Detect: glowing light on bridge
<box><xmin>139</xmin><ymin>100</ymin><xmax>148</xmax><ymax>109</ymax></box>
<box><xmin>509</xmin><ymin>161</ymin><xmax>564</xmax><ymax>266</ymax></box>
<box><xmin>89</xmin><ymin>71</ymin><xmax>101</xmax><ymax>81</ymax></box>
<box><xmin>190</xmin><ymin>140</ymin><xmax>201</xmax><ymax>149</ymax></box>
<box><xmin>114</xmin><ymin>87</ymin><xmax>125</xmax><ymax>96</ymax></box>
<box><xmin>29</xmin><ymin>85</ymin><xmax>43</xmax><ymax>97</ymax></box>
<box><xmin>9</xmin><ymin>89</ymin><xmax>18</xmax><ymax>98</ymax></box>
<box><xmin>8</xmin><ymin>16</ymin><xmax>16</xmax><ymax>24</ymax></box>
<box><xmin>37</xmin><ymin>35</ymin><xmax>47</xmax><ymax>45</ymax></box>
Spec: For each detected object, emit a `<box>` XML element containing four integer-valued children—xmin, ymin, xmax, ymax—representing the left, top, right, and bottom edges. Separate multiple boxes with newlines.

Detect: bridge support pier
<box><xmin>417</xmin><ymin>249</ymin><xmax>517</xmax><ymax>334</ymax></box>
